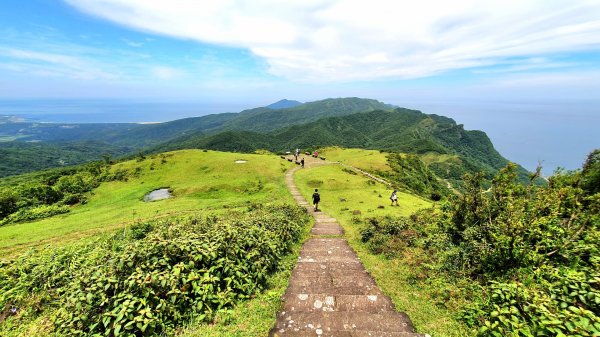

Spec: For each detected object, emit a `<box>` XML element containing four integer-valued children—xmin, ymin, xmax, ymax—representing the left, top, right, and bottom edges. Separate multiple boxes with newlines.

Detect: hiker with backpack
<box><xmin>312</xmin><ymin>189</ymin><xmax>320</xmax><ymax>211</ymax></box>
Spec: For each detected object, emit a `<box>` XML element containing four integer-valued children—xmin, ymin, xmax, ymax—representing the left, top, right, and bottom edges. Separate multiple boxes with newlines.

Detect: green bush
<box><xmin>0</xmin><ymin>204</ymin><xmax>309</xmax><ymax>336</ymax></box>
<box><xmin>379</xmin><ymin>153</ymin><xmax>449</xmax><ymax>199</ymax></box>
<box><xmin>0</xmin><ymin>204</ymin><xmax>70</xmax><ymax>225</ymax></box>
<box><xmin>0</xmin><ymin>161</ymin><xmax>130</xmax><ymax>225</ymax></box>
<box><xmin>359</xmin><ymin>154</ymin><xmax>599</xmax><ymax>336</ymax></box>
<box><xmin>470</xmin><ymin>267</ymin><xmax>600</xmax><ymax>337</ymax></box>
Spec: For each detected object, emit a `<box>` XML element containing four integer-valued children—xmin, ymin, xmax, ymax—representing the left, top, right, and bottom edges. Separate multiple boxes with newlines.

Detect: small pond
<box><xmin>144</xmin><ymin>188</ymin><xmax>172</xmax><ymax>202</ymax></box>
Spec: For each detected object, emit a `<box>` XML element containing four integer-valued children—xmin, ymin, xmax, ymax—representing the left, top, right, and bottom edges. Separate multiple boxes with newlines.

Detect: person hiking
<box><xmin>390</xmin><ymin>190</ymin><xmax>399</xmax><ymax>206</ymax></box>
<box><xmin>301</xmin><ymin>158</ymin><xmax>305</xmax><ymax>168</ymax></box>
<box><xmin>312</xmin><ymin>189</ymin><xmax>320</xmax><ymax>211</ymax></box>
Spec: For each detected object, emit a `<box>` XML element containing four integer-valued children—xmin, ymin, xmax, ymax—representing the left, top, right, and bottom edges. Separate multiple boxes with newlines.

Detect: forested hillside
<box><xmin>157</xmin><ymin>108</ymin><xmax>529</xmax><ymax>184</ymax></box>
<box><xmin>0</xmin><ymin>141</ymin><xmax>130</xmax><ymax>178</ymax></box>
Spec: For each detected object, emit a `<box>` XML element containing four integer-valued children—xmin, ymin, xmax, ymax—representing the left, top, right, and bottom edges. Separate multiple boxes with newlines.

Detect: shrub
<box><xmin>360</xmin><ymin>159</ymin><xmax>599</xmax><ymax>336</ymax></box>
<box><xmin>0</xmin><ymin>204</ymin><xmax>309</xmax><ymax>336</ymax></box>
<box><xmin>0</xmin><ymin>204</ymin><xmax>70</xmax><ymax>225</ymax></box>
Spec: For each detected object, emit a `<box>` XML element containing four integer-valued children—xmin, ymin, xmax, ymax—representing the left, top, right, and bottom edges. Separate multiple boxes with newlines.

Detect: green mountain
<box><xmin>0</xmin><ymin>97</ymin><xmax>392</xmax><ymax>148</ymax></box>
<box><xmin>157</xmin><ymin>108</ymin><xmax>529</xmax><ymax>184</ymax></box>
<box><xmin>0</xmin><ymin>97</ymin><xmax>526</xmax><ymax>182</ymax></box>
<box><xmin>223</xmin><ymin>97</ymin><xmax>395</xmax><ymax>132</ymax></box>
<box><xmin>266</xmin><ymin>99</ymin><xmax>303</xmax><ymax>109</ymax></box>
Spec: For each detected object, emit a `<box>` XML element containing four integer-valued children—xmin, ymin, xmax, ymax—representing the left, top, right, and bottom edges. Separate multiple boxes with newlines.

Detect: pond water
<box><xmin>144</xmin><ymin>188</ymin><xmax>172</xmax><ymax>202</ymax></box>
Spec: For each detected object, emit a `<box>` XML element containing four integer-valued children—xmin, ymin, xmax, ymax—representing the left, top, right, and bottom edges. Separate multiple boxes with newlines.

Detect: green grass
<box><xmin>319</xmin><ymin>146</ymin><xmax>392</xmax><ymax>172</ymax></box>
<box><xmin>294</xmin><ymin>162</ymin><xmax>473</xmax><ymax>337</ymax></box>
<box><xmin>419</xmin><ymin>152</ymin><xmax>461</xmax><ymax>165</ymax></box>
<box><xmin>0</xmin><ymin>149</ymin><xmax>294</xmax><ymax>258</ymax></box>
<box><xmin>295</xmin><ymin>163</ymin><xmax>430</xmax><ymax>217</ymax></box>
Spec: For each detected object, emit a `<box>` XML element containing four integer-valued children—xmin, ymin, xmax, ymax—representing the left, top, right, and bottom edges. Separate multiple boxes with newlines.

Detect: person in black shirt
<box><xmin>312</xmin><ymin>189</ymin><xmax>320</xmax><ymax>211</ymax></box>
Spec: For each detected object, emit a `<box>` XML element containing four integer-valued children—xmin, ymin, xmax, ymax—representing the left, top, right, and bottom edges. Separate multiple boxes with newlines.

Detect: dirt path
<box><xmin>269</xmin><ymin>162</ymin><xmax>428</xmax><ymax>337</ymax></box>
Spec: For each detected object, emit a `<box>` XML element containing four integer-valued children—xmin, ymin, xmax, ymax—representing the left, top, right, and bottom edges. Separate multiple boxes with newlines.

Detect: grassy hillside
<box><xmin>0</xmin><ymin>149</ymin><xmax>293</xmax><ymax>258</ymax></box>
<box><xmin>318</xmin><ymin>147</ymin><xmax>392</xmax><ymax>172</ymax></box>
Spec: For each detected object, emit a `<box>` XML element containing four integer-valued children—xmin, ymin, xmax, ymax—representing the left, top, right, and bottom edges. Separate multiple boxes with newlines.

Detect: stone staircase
<box><xmin>269</xmin><ymin>166</ymin><xmax>428</xmax><ymax>337</ymax></box>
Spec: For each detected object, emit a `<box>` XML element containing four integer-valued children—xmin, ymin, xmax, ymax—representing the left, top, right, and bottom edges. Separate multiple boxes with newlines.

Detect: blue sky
<box><xmin>0</xmin><ymin>0</ymin><xmax>599</xmax><ymax>171</ymax></box>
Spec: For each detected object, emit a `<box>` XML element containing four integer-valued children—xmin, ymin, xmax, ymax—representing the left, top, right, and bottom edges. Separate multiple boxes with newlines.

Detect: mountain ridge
<box><xmin>0</xmin><ymin>97</ymin><xmax>524</xmax><ymax>181</ymax></box>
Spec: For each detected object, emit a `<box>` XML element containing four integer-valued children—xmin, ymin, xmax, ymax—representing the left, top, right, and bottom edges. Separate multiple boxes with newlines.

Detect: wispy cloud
<box><xmin>65</xmin><ymin>0</ymin><xmax>600</xmax><ymax>82</ymax></box>
<box><xmin>122</xmin><ymin>38</ymin><xmax>144</xmax><ymax>47</ymax></box>
<box><xmin>0</xmin><ymin>47</ymin><xmax>118</xmax><ymax>80</ymax></box>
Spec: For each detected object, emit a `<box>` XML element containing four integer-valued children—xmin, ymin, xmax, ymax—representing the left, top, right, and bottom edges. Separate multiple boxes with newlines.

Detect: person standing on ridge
<box><xmin>312</xmin><ymin>189</ymin><xmax>320</xmax><ymax>211</ymax></box>
<box><xmin>390</xmin><ymin>190</ymin><xmax>399</xmax><ymax>206</ymax></box>
<box><xmin>301</xmin><ymin>158</ymin><xmax>305</xmax><ymax>168</ymax></box>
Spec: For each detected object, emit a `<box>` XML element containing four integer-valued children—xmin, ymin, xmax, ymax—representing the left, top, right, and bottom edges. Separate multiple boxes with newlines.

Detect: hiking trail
<box><xmin>269</xmin><ymin>157</ymin><xmax>428</xmax><ymax>337</ymax></box>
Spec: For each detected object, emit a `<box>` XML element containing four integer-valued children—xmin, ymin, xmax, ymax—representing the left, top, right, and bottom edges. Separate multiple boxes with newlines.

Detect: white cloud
<box><xmin>65</xmin><ymin>0</ymin><xmax>600</xmax><ymax>82</ymax></box>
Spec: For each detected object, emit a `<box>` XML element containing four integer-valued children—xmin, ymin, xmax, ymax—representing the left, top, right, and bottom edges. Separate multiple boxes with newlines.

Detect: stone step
<box><xmin>314</xmin><ymin>216</ymin><xmax>338</xmax><ymax>222</ymax></box>
<box><xmin>315</xmin><ymin>220</ymin><xmax>339</xmax><ymax>225</ymax></box>
<box><xmin>270</xmin><ymin>330</ymin><xmax>427</xmax><ymax>337</ymax></box>
<box><xmin>300</xmin><ymin>249</ymin><xmax>355</xmax><ymax>259</ymax></box>
<box><xmin>300</xmin><ymin>245</ymin><xmax>355</xmax><ymax>256</ymax></box>
<box><xmin>291</xmin><ymin>267</ymin><xmax>369</xmax><ymax>279</ymax></box>
<box><xmin>298</xmin><ymin>254</ymin><xmax>357</xmax><ymax>263</ymax></box>
<box><xmin>288</xmin><ymin>274</ymin><xmax>377</xmax><ymax>288</ymax></box>
<box><xmin>286</xmin><ymin>276</ymin><xmax>381</xmax><ymax>295</ymax></box>
<box><xmin>312</xmin><ymin>222</ymin><xmax>341</xmax><ymax>228</ymax></box>
<box><xmin>302</xmin><ymin>238</ymin><xmax>348</xmax><ymax>247</ymax></box>
<box><xmin>294</xmin><ymin>261</ymin><xmax>366</xmax><ymax>272</ymax></box>
<box><xmin>282</xmin><ymin>293</ymin><xmax>396</xmax><ymax>313</ymax></box>
<box><xmin>311</xmin><ymin>227</ymin><xmax>345</xmax><ymax>236</ymax></box>
<box><xmin>273</xmin><ymin>311</ymin><xmax>416</xmax><ymax>333</ymax></box>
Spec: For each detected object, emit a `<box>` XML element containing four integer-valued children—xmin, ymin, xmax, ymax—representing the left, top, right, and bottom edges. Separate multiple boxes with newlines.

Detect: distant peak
<box><xmin>266</xmin><ymin>99</ymin><xmax>303</xmax><ymax>109</ymax></box>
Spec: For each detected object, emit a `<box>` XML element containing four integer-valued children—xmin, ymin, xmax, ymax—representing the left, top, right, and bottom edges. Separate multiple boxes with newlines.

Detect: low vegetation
<box><xmin>360</xmin><ymin>150</ymin><xmax>600</xmax><ymax>336</ymax></box>
<box><xmin>0</xmin><ymin>204</ymin><xmax>310</xmax><ymax>336</ymax></box>
<box><xmin>0</xmin><ymin>149</ymin><xmax>292</xmax><ymax>258</ymax></box>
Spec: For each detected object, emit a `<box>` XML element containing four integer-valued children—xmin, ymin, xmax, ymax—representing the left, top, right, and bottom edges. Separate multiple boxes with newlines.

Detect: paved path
<box><xmin>269</xmin><ymin>163</ymin><xmax>427</xmax><ymax>337</ymax></box>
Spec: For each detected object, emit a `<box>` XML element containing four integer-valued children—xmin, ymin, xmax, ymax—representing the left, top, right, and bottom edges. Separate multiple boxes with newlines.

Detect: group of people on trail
<box><xmin>294</xmin><ymin>148</ymin><xmax>305</xmax><ymax>168</ymax></box>
<box><xmin>290</xmin><ymin>148</ymin><xmax>400</xmax><ymax>211</ymax></box>
<box><xmin>311</xmin><ymin>189</ymin><xmax>398</xmax><ymax>212</ymax></box>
